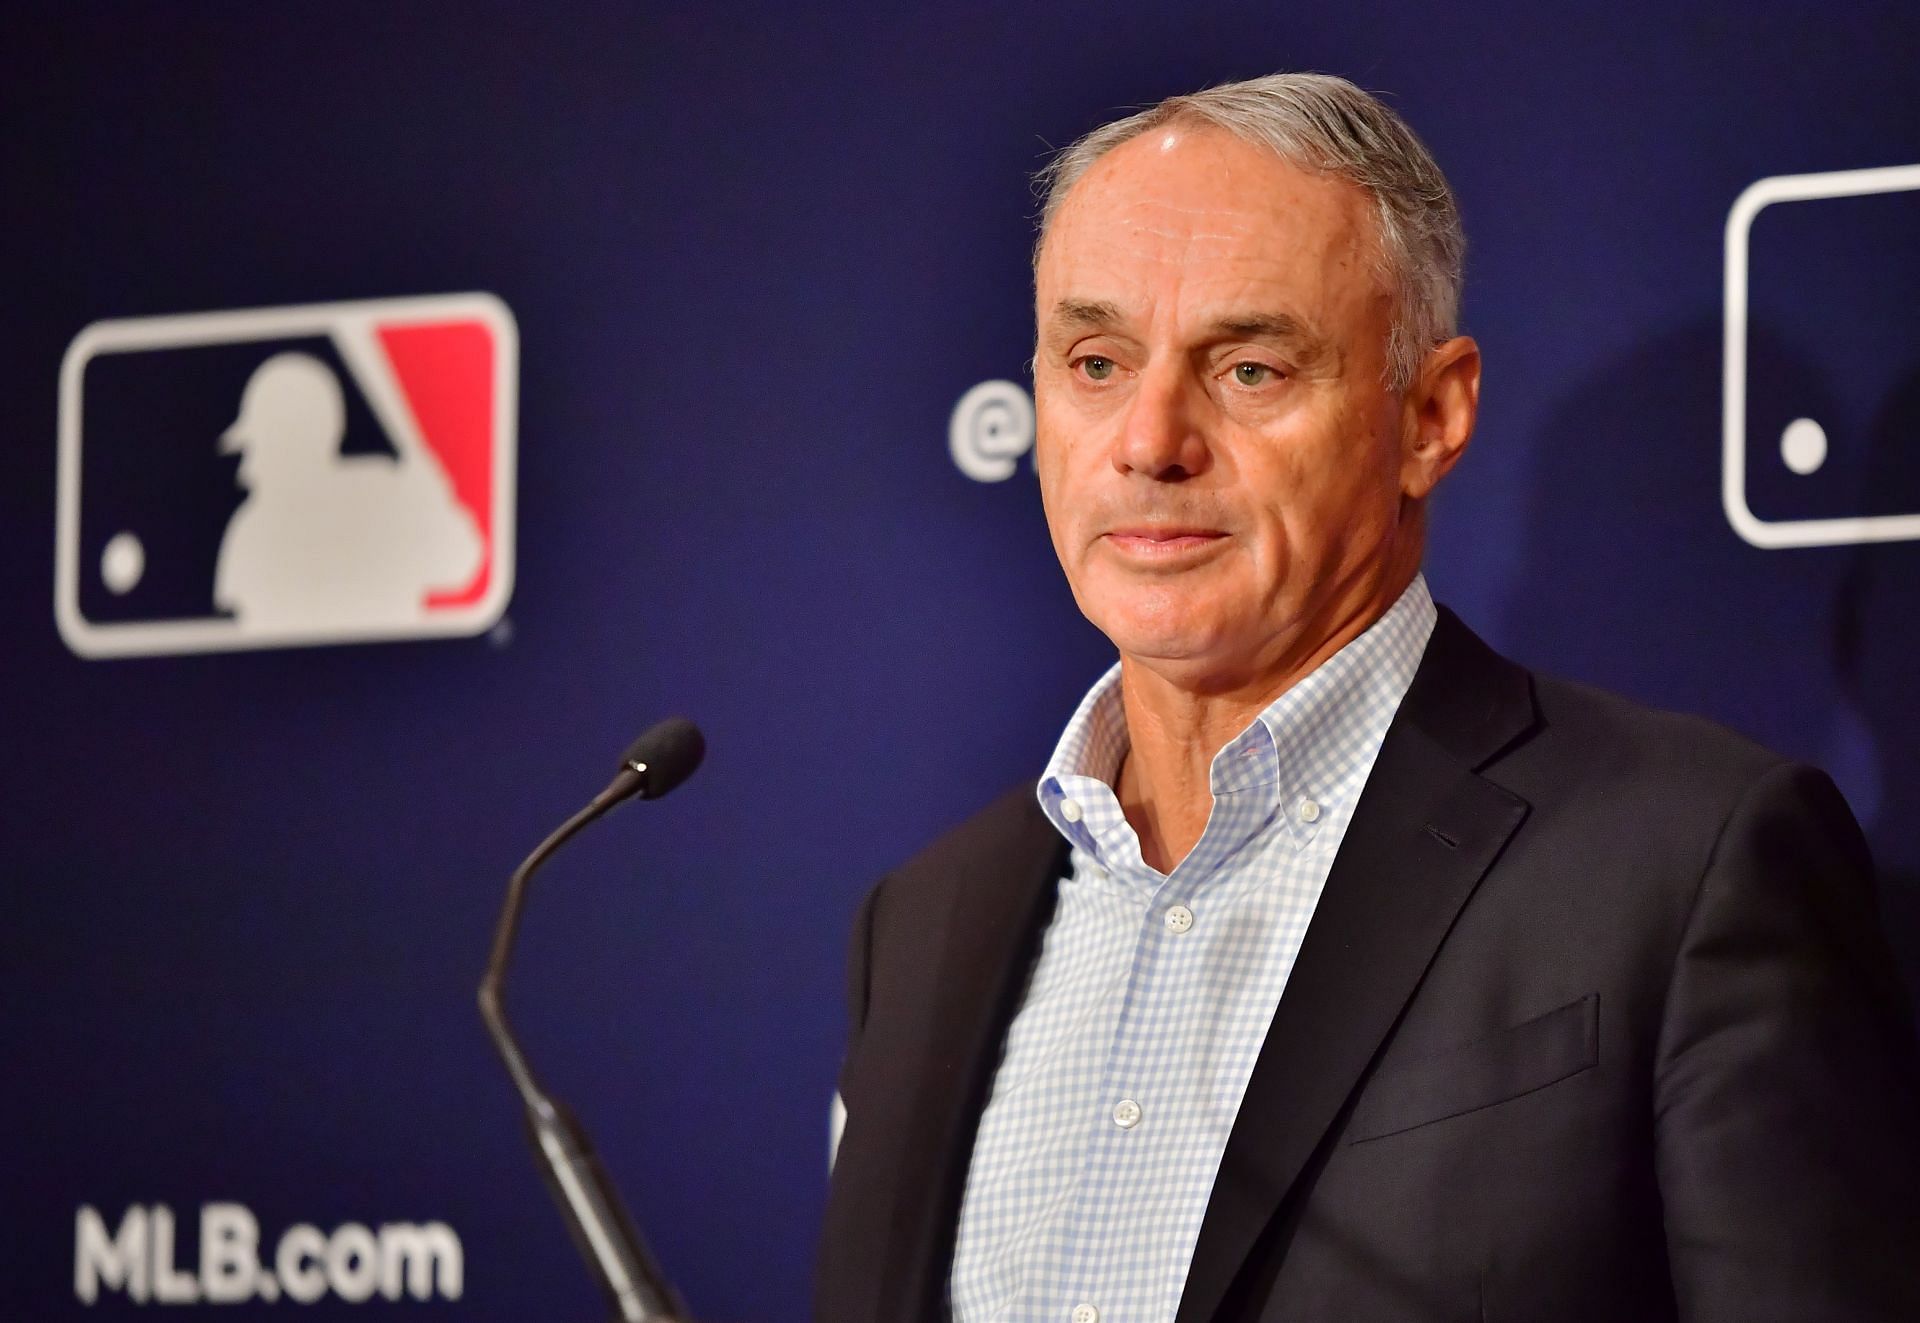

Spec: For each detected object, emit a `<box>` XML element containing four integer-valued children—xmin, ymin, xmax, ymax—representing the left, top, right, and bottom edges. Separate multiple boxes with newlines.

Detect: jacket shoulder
<box><xmin>893</xmin><ymin>782</ymin><xmax>1052</xmax><ymax>883</ymax></box>
<box><xmin>1482</xmin><ymin>662</ymin><xmax>1832</xmax><ymax>898</ymax></box>
<box><xmin>1525</xmin><ymin>669</ymin><xmax>1788</xmax><ymax>789</ymax></box>
<box><xmin>1422</xmin><ymin>607</ymin><xmax>1791</xmax><ymax>807</ymax></box>
<box><xmin>865</xmin><ymin>783</ymin><xmax>1057</xmax><ymax>936</ymax></box>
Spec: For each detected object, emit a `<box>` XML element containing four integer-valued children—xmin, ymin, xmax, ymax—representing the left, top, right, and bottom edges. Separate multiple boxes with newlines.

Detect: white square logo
<box><xmin>1723</xmin><ymin>164</ymin><xmax>1920</xmax><ymax>549</ymax></box>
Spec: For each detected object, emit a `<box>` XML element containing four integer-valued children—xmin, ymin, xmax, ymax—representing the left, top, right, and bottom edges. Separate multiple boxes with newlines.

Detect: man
<box><xmin>816</xmin><ymin>73</ymin><xmax>1920</xmax><ymax>1323</ymax></box>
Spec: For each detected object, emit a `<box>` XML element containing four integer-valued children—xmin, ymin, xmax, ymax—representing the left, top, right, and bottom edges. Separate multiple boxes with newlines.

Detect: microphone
<box><xmin>478</xmin><ymin>718</ymin><xmax>706</xmax><ymax>1323</ymax></box>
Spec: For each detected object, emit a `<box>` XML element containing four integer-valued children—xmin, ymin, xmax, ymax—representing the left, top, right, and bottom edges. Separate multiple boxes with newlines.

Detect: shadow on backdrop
<box><xmin>1499</xmin><ymin>321</ymin><xmax>1919</xmax><ymax>1009</ymax></box>
<box><xmin>1834</xmin><ymin>365</ymin><xmax>1920</xmax><ymax>1006</ymax></box>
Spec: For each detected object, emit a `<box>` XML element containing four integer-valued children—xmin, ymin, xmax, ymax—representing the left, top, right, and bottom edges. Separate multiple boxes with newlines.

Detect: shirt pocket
<box><xmin>1345</xmin><ymin>993</ymin><xmax>1600</xmax><ymax>1144</ymax></box>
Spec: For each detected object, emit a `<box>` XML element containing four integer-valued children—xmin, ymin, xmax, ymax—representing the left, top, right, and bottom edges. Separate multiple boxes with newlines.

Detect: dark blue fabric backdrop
<box><xmin>4</xmin><ymin>3</ymin><xmax>1917</xmax><ymax>1319</ymax></box>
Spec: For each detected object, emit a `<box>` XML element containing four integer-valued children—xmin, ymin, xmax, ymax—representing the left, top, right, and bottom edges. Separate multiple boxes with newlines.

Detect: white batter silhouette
<box><xmin>213</xmin><ymin>353</ymin><xmax>482</xmax><ymax>630</ymax></box>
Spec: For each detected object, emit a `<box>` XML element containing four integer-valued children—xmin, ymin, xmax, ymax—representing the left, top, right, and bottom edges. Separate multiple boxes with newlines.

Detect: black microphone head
<box><xmin>618</xmin><ymin>717</ymin><xmax>705</xmax><ymax>800</ymax></box>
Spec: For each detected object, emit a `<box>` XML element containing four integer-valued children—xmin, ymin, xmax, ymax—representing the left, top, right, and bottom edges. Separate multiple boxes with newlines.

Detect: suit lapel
<box><xmin>1175</xmin><ymin>609</ymin><xmax>1537</xmax><ymax>1323</ymax></box>
<box><xmin>869</xmin><ymin>795</ymin><xmax>1067</xmax><ymax>1322</ymax></box>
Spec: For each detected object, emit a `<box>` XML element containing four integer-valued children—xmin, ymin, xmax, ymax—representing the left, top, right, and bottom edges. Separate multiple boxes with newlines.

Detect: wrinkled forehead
<box><xmin>1035</xmin><ymin>127</ymin><xmax>1390</xmax><ymax>334</ymax></box>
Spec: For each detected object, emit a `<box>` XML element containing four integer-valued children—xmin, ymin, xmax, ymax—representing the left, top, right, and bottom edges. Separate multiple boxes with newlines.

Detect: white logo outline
<box><xmin>1722</xmin><ymin>163</ymin><xmax>1920</xmax><ymax>549</ymax></box>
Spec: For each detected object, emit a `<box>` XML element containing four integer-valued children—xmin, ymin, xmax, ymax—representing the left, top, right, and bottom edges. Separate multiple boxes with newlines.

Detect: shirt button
<box><xmin>1111</xmin><ymin>1098</ymin><xmax>1142</xmax><ymax>1129</ymax></box>
<box><xmin>1298</xmin><ymin>797</ymin><xmax>1322</xmax><ymax>823</ymax></box>
<box><xmin>1072</xmin><ymin>1306</ymin><xmax>1099</xmax><ymax>1323</ymax></box>
<box><xmin>1060</xmin><ymin>797</ymin><xmax>1084</xmax><ymax>823</ymax></box>
<box><xmin>1164</xmin><ymin>904</ymin><xmax>1195</xmax><ymax>934</ymax></box>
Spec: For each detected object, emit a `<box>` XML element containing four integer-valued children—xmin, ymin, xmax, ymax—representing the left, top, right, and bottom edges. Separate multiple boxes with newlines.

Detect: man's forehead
<box><xmin>1054</xmin><ymin>129</ymin><xmax>1368</xmax><ymax>245</ymax></box>
<box><xmin>1035</xmin><ymin>127</ymin><xmax>1384</xmax><ymax>325</ymax></box>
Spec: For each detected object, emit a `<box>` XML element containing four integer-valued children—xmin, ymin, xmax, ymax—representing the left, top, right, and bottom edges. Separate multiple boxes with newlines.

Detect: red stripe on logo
<box><xmin>378</xmin><ymin>320</ymin><xmax>495</xmax><ymax>609</ymax></box>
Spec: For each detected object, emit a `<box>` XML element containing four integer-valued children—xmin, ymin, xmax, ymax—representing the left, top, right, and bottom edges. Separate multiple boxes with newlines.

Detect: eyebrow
<box><xmin>1210</xmin><ymin>312</ymin><xmax>1339</xmax><ymax>368</ymax></box>
<box><xmin>1046</xmin><ymin>298</ymin><xmax>1127</xmax><ymax>333</ymax></box>
<box><xmin>1209</xmin><ymin>312</ymin><xmax>1312</xmax><ymax>343</ymax></box>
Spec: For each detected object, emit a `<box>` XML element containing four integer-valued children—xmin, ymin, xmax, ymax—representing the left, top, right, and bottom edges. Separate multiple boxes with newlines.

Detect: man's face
<box><xmin>1033</xmin><ymin>125</ymin><xmax>1422</xmax><ymax>687</ymax></box>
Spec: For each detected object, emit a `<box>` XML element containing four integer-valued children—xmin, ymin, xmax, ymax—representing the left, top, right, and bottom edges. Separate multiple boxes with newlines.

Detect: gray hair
<box><xmin>1034</xmin><ymin>72</ymin><xmax>1464</xmax><ymax>391</ymax></box>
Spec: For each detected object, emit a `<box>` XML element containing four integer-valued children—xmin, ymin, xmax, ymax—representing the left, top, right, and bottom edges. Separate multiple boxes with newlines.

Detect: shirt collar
<box><xmin>1037</xmin><ymin>574</ymin><xmax>1437</xmax><ymax>870</ymax></box>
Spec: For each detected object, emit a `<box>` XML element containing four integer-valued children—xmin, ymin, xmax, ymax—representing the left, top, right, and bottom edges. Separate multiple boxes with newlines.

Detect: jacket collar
<box><xmin>1174</xmin><ymin>606</ymin><xmax>1536</xmax><ymax>1322</ymax></box>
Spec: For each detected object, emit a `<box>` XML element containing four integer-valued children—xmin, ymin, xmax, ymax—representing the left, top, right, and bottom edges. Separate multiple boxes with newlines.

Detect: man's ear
<box><xmin>1399</xmin><ymin>336</ymin><xmax>1480</xmax><ymax>500</ymax></box>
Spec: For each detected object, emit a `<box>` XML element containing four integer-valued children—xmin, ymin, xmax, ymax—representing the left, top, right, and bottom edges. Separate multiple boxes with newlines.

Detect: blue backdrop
<box><xmin>5</xmin><ymin>4</ymin><xmax>1917</xmax><ymax>1319</ymax></box>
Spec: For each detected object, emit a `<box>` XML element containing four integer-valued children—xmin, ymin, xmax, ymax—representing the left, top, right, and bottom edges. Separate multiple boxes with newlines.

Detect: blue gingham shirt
<box><xmin>947</xmin><ymin>575</ymin><xmax>1437</xmax><ymax>1323</ymax></box>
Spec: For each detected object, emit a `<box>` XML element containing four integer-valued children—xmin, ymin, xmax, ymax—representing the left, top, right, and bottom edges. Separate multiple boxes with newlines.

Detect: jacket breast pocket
<box><xmin>1346</xmin><ymin>993</ymin><xmax>1599</xmax><ymax>1144</ymax></box>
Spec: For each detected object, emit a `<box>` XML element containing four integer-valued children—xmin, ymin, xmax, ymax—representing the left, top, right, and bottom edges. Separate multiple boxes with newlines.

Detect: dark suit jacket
<box><xmin>815</xmin><ymin>609</ymin><xmax>1920</xmax><ymax>1322</ymax></box>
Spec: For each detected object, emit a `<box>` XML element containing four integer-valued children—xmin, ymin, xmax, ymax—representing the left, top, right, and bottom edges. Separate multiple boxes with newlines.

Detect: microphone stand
<box><xmin>479</xmin><ymin>754</ymin><xmax>692</xmax><ymax>1323</ymax></box>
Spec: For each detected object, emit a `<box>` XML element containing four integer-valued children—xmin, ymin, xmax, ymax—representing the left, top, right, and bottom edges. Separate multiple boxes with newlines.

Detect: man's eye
<box><xmin>1232</xmin><ymin>361</ymin><xmax>1276</xmax><ymax>386</ymax></box>
<box><xmin>1080</xmin><ymin>356</ymin><xmax>1115</xmax><ymax>381</ymax></box>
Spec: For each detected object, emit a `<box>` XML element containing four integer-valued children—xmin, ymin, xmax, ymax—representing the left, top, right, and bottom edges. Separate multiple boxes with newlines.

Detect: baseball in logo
<box><xmin>55</xmin><ymin>293</ymin><xmax>518</xmax><ymax>658</ymax></box>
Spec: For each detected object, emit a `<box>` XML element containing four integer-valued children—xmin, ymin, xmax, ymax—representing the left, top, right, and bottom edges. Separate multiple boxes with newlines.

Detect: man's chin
<box><xmin>1087</xmin><ymin>600</ymin><xmax>1301</xmax><ymax>692</ymax></box>
<box><xmin>1098</xmin><ymin>620</ymin><xmax>1242</xmax><ymax>673</ymax></box>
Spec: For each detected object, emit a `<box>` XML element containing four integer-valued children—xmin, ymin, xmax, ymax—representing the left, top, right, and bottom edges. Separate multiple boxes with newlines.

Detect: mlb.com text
<box><xmin>76</xmin><ymin>1204</ymin><xmax>462</xmax><ymax>1304</ymax></box>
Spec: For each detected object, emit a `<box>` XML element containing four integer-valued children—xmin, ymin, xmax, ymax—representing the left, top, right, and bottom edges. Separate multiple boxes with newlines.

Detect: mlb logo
<box><xmin>55</xmin><ymin>293</ymin><xmax>517</xmax><ymax>658</ymax></box>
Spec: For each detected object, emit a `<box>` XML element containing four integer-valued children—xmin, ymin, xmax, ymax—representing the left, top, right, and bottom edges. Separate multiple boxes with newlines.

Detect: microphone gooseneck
<box><xmin>478</xmin><ymin>717</ymin><xmax>705</xmax><ymax>1323</ymax></box>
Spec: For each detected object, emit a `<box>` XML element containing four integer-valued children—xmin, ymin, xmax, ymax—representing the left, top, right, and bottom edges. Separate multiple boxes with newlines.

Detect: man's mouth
<box><xmin>1103</xmin><ymin>526</ymin><xmax>1228</xmax><ymax>558</ymax></box>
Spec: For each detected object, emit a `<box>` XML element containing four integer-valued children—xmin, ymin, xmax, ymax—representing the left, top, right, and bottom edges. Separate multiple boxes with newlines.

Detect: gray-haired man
<box><xmin>817</xmin><ymin>73</ymin><xmax>1920</xmax><ymax>1323</ymax></box>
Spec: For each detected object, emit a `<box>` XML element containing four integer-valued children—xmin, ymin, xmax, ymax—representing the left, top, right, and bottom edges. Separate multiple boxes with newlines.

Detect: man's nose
<box><xmin>1113</xmin><ymin>365</ymin><xmax>1211</xmax><ymax>481</ymax></box>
